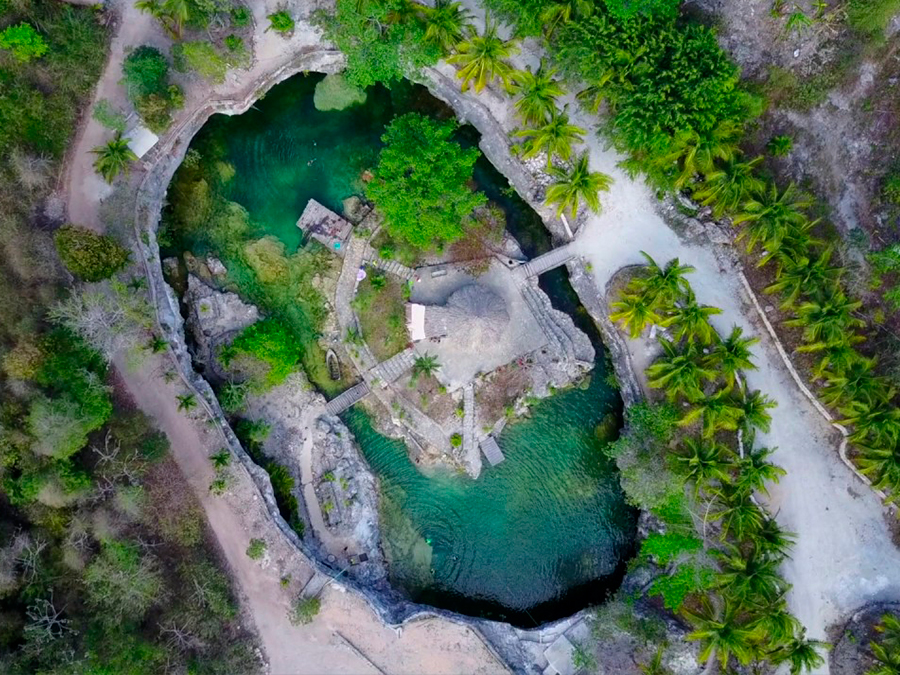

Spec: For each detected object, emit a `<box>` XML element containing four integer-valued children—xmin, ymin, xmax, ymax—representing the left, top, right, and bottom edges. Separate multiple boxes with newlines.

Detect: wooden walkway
<box><xmin>369</xmin><ymin>348</ymin><xmax>416</xmax><ymax>387</ymax></box>
<box><xmin>480</xmin><ymin>436</ymin><xmax>505</xmax><ymax>466</ymax></box>
<box><xmin>324</xmin><ymin>381</ymin><xmax>370</xmax><ymax>416</ymax></box>
<box><xmin>462</xmin><ymin>383</ymin><xmax>476</xmax><ymax>462</ymax></box>
<box><xmin>514</xmin><ymin>244</ymin><xmax>575</xmax><ymax>280</ymax></box>
<box><xmin>363</xmin><ymin>247</ymin><xmax>415</xmax><ymax>280</ymax></box>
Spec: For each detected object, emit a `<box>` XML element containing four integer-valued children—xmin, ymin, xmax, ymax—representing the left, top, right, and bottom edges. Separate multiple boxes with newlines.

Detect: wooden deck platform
<box><xmin>480</xmin><ymin>436</ymin><xmax>505</xmax><ymax>466</ymax></box>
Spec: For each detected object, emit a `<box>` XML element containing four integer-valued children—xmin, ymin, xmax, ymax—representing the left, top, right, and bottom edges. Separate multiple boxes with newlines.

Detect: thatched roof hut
<box><xmin>407</xmin><ymin>284</ymin><xmax>509</xmax><ymax>349</ymax></box>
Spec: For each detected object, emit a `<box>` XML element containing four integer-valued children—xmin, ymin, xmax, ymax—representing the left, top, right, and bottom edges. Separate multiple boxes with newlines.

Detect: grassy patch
<box><xmin>352</xmin><ymin>271</ymin><xmax>409</xmax><ymax>361</ymax></box>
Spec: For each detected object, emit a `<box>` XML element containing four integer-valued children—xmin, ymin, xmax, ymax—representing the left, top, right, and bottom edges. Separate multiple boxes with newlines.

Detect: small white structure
<box><xmin>126</xmin><ymin>125</ymin><xmax>159</xmax><ymax>159</ymax></box>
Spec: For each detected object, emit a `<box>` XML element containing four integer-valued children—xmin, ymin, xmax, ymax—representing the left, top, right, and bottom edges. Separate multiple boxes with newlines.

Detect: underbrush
<box><xmin>352</xmin><ymin>271</ymin><xmax>409</xmax><ymax>362</ymax></box>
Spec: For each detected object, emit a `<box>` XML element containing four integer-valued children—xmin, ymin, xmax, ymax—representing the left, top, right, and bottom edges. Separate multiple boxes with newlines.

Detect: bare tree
<box><xmin>16</xmin><ymin>537</ymin><xmax>48</xmax><ymax>584</ymax></box>
<box><xmin>24</xmin><ymin>595</ymin><xmax>75</xmax><ymax>644</ymax></box>
<box><xmin>159</xmin><ymin>621</ymin><xmax>203</xmax><ymax>652</ymax></box>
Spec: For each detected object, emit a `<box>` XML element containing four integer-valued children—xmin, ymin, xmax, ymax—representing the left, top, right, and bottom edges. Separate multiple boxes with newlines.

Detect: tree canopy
<box><xmin>54</xmin><ymin>225</ymin><xmax>131</xmax><ymax>282</ymax></box>
<box><xmin>366</xmin><ymin>113</ymin><xmax>486</xmax><ymax>249</ymax></box>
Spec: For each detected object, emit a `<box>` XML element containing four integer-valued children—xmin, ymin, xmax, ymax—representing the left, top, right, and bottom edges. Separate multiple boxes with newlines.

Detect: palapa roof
<box><xmin>412</xmin><ymin>284</ymin><xmax>509</xmax><ymax>348</ymax></box>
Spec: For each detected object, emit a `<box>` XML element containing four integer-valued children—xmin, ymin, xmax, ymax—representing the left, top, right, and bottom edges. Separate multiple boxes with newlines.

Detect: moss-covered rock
<box><xmin>313</xmin><ymin>73</ymin><xmax>367</xmax><ymax>111</ymax></box>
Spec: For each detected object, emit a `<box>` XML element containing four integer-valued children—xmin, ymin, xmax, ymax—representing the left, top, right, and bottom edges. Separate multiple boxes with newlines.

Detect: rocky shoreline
<box><xmin>129</xmin><ymin>47</ymin><xmax>694</xmax><ymax>674</ymax></box>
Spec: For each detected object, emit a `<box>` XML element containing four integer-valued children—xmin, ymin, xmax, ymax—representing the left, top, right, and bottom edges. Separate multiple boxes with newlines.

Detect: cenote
<box><xmin>171</xmin><ymin>72</ymin><xmax>637</xmax><ymax>625</ymax></box>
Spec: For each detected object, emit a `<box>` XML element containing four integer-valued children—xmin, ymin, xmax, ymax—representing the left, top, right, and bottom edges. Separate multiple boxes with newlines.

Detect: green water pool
<box><xmin>176</xmin><ymin>73</ymin><xmax>636</xmax><ymax>623</ymax></box>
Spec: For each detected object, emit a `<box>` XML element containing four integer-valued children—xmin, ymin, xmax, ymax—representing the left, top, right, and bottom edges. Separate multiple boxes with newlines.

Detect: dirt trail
<box><xmin>117</xmin><ymin>354</ymin><xmax>508</xmax><ymax>675</ymax></box>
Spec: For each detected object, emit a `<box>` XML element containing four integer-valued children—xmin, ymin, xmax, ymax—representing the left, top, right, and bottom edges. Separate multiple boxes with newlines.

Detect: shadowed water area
<box><xmin>176</xmin><ymin>73</ymin><xmax>637</xmax><ymax>624</ymax></box>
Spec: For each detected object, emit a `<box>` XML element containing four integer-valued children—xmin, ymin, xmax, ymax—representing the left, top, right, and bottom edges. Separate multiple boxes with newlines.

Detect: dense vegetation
<box><xmin>866</xmin><ymin>613</ymin><xmax>900</xmax><ymax>675</ymax></box>
<box><xmin>0</xmin><ymin>2</ymin><xmax>258</xmax><ymax>671</ymax></box>
<box><xmin>366</xmin><ymin>113</ymin><xmax>486</xmax><ymax>249</ymax></box>
<box><xmin>609</xmin><ymin>256</ymin><xmax>825</xmax><ymax>673</ymax></box>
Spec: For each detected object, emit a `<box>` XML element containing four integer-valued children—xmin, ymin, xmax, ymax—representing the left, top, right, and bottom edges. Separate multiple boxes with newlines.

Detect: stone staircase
<box><xmin>369</xmin><ymin>348</ymin><xmax>416</xmax><ymax>386</ymax></box>
<box><xmin>520</xmin><ymin>282</ymin><xmax>594</xmax><ymax>364</ymax></box>
<box><xmin>363</xmin><ymin>247</ymin><xmax>414</xmax><ymax>280</ymax></box>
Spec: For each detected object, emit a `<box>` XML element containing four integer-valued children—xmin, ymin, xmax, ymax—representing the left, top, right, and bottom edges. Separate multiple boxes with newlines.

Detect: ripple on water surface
<box><xmin>343</xmin><ymin>365</ymin><xmax>637</xmax><ymax>626</ymax></box>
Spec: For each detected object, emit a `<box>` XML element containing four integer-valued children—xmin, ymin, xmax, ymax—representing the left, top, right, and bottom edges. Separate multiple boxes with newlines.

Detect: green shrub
<box><xmin>846</xmin><ymin>0</ymin><xmax>900</xmax><ymax>35</ymax></box>
<box><xmin>92</xmin><ymin>99</ymin><xmax>127</xmax><ymax>133</ymax></box>
<box><xmin>54</xmin><ymin>225</ymin><xmax>130</xmax><ymax>281</ymax></box>
<box><xmin>174</xmin><ymin>41</ymin><xmax>229</xmax><ymax>83</ymax></box>
<box><xmin>225</xmin><ymin>34</ymin><xmax>243</xmax><ymax>52</ymax></box>
<box><xmin>640</xmin><ymin>532</ymin><xmax>702</xmax><ymax>565</ymax></box>
<box><xmin>231</xmin><ymin>5</ymin><xmax>251</xmax><ymax>26</ymax></box>
<box><xmin>220</xmin><ymin>319</ymin><xmax>302</xmax><ymax>387</ymax></box>
<box><xmin>0</xmin><ymin>23</ymin><xmax>49</xmax><ymax>62</ymax></box>
<box><xmin>289</xmin><ymin>596</ymin><xmax>321</xmax><ymax>625</ymax></box>
<box><xmin>245</xmin><ymin>538</ymin><xmax>266</xmax><ymax>559</ymax></box>
<box><xmin>268</xmin><ymin>10</ymin><xmax>294</xmax><ymax>34</ymax></box>
<box><xmin>450</xmin><ymin>433</ymin><xmax>462</xmax><ymax>447</ymax></box>
<box><xmin>313</xmin><ymin>73</ymin><xmax>368</xmax><ymax>111</ymax></box>
<box><xmin>123</xmin><ymin>45</ymin><xmax>170</xmax><ymax>99</ymax></box>
<box><xmin>648</xmin><ymin>563</ymin><xmax>716</xmax><ymax>611</ymax></box>
<box><xmin>882</xmin><ymin>173</ymin><xmax>900</xmax><ymax>206</ymax></box>
<box><xmin>767</xmin><ymin>135</ymin><xmax>793</xmax><ymax>156</ymax></box>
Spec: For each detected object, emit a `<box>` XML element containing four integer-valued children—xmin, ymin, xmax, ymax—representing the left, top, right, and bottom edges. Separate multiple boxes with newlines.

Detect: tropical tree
<box><xmin>784</xmin><ymin>290</ymin><xmax>864</xmax><ymax>348</ymax></box>
<box><xmin>856</xmin><ymin>445</ymin><xmax>900</xmax><ymax>500</ymax></box>
<box><xmin>734</xmin><ymin>182</ymin><xmax>814</xmax><ymax>254</ymax></box>
<box><xmin>738</xmin><ymin>384</ymin><xmax>777</xmax><ymax>434</ymax></box>
<box><xmin>422</xmin><ymin>0</ymin><xmax>471</xmax><ymax>53</ymax></box>
<box><xmin>91</xmin><ymin>134</ymin><xmax>138</xmax><ymax>184</ymax></box>
<box><xmin>514</xmin><ymin>109</ymin><xmax>586</xmax><ymax>168</ymax></box>
<box><xmin>667</xmin><ymin>289</ymin><xmax>722</xmax><ymax>345</ymax></box>
<box><xmin>544</xmin><ymin>152</ymin><xmax>612</xmax><ymax>218</ymax></box>
<box><xmin>714</xmin><ymin>490</ymin><xmax>766</xmax><ymax>541</ymax></box>
<box><xmin>765</xmin><ymin>246</ymin><xmax>842</xmax><ymax>308</ymax></box>
<box><xmin>692</xmin><ymin>157</ymin><xmax>765</xmax><ymax>218</ymax></box>
<box><xmin>447</xmin><ymin>20</ymin><xmax>518</xmax><ymax>93</ymax></box>
<box><xmin>869</xmin><ymin>615</ymin><xmax>900</xmax><ymax>675</ymax></box>
<box><xmin>821</xmin><ymin>355</ymin><xmax>888</xmax><ymax>407</ymax></box>
<box><xmin>715</xmin><ymin>544</ymin><xmax>785</xmax><ymax>604</ymax></box>
<box><xmin>680</xmin><ymin>389</ymin><xmax>745</xmax><ymax>437</ymax></box>
<box><xmin>801</xmin><ymin>335</ymin><xmax>865</xmax><ymax>379</ymax></box>
<box><xmin>656</xmin><ymin>120</ymin><xmax>742</xmax><ymax>189</ymax></box>
<box><xmin>733</xmin><ymin>445</ymin><xmax>785</xmax><ymax>497</ymax></box>
<box><xmin>610</xmin><ymin>292</ymin><xmax>665</xmax><ymax>339</ymax></box>
<box><xmin>539</xmin><ymin>0</ymin><xmax>594</xmax><ymax>36</ymax></box>
<box><xmin>632</xmin><ymin>252</ymin><xmax>694</xmax><ymax>308</ymax></box>
<box><xmin>412</xmin><ymin>353</ymin><xmax>440</xmax><ymax>381</ymax></box>
<box><xmin>176</xmin><ymin>393</ymin><xmax>196</xmax><ymax>412</ymax></box>
<box><xmin>674</xmin><ymin>437</ymin><xmax>735</xmax><ymax>489</ymax></box>
<box><xmin>647</xmin><ymin>339</ymin><xmax>717</xmax><ymax>402</ymax></box>
<box><xmin>747</xmin><ymin>517</ymin><xmax>796</xmax><ymax>558</ymax></box>
<box><xmin>840</xmin><ymin>400</ymin><xmax>900</xmax><ymax>448</ymax></box>
<box><xmin>771</xmin><ymin>628</ymin><xmax>828</xmax><ymax>674</ymax></box>
<box><xmin>510</xmin><ymin>60</ymin><xmax>565</xmax><ymax>126</ymax></box>
<box><xmin>706</xmin><ymin>325</ymin><xmax>758</xmax><ymax>389</ymax></box>
<box><xmin>638</xmin><ymin>648</ymin><xmax>672</xmax><ymax>675</ymax></box>
<box><xmin>684</xmin><ymin>596</ymin><xmax>761</xmax><ymax>669</ymax></box>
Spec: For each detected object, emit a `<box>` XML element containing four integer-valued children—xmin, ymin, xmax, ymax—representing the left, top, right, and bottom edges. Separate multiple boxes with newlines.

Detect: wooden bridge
<box><xmin>369</xmin><ymin>348</ymin><xmax>416</xmax><ymax>387</ymax></box>
<box><xmin>479</xmin><ymin>436</ymin><xmax>505</xmax><ymax>466</ymax></box>
<box><xmin>514</xmin><ymin>244</ymin><xmax>576</xmax><ymax>281</ymax></box>
<box><xmin>324</xmin><ymin>381</ymin><xmax>371</xmax><ymax>417</ymax></box>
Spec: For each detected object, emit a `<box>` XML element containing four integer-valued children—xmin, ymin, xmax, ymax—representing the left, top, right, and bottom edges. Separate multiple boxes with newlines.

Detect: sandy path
<box><xmin>444</xmin><ymin>5</ymin><xmax>900</xmax><ymax>666</ymax></box>
<box><xmin>117</xmin><ymin>354</ymin><xmax>508</xmax><ymax>675</ymax></box>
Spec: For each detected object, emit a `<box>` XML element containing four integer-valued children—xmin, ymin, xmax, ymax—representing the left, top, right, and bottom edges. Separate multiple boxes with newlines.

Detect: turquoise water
<box><xmin>179</xmin><ymin>73</ymin><xmax>636</xmax><ymax>623</ymax></box>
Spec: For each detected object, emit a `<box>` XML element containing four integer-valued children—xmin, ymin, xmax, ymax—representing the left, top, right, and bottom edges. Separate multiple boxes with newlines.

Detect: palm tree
<box><xmin>840</xmin><ymin>399</ymin><xmax>900</xmax><ymax>448</ymax></box>
<box><xmin>647</xmin><ymin>339</ymin><xmax>717</xmax><ymax>402</ymax></box>
<box><xmin>638</xmin><ymin>648</ymin><xmax>672</xmax><ymax>675</ymax></box>
<box><xmin>210</xmin><ymin>450</ymin><xmax>231</xmax><ymax>469</ymax></box>
<box><xmin>747</xmin><ymin>517</ymin><xmax>796</xmax><ymax>558</ymax></box>
<box><xmin>714</xmin><ymin>490</ymin><xmax>766</xmax><ymax>541</ymax></box>
<box><xmin>667</xmin><ymin>289</ymin><xmax>722</xmax><ymax>345</ymax></box>
<box><xmin>693</xmin><ymin>157</ymin><xmax>765</xmax><ymax>218</ymax></box>
<box><xmin>539</xmin><ymin>0</ymin><xmax>594</xmax><ymax>36</ymax></box>
<box><xmin>856</xmin><ymin>445</ymin><xmax>900</xmax><ymax>500</ymax></box>
<box><xmin>765</xmin><ymin>246</ymin><xmax>842</xmax><ymax>308</ymax></box>
<box><xmin>680</xmin><ymin>389</ymin><xmax>745</xmax><ymax>437</ymax></box>
<box><xmin>411</xmin><ymin>353</ymin><xmax>440</xmax><ymax>381</ymax></box>
<box><xmin>684</xmin><ymin>596</ymin><xmax>761</xmax><ymax>669</ymax></box>
<box><xmin>657</xmin><ymin>121</ymin><xmax>742</xmax><ymax>189</ymax></box>
<box><xmin>91</xmin><ymin>134</ymin><xmax>138</xmax><ymax>184</ymax></box>
<box><xmin>162</xmin><ymin>0</ymin><xmax>190</xmax><ymax>38</ymax></box>
<box><xmin>135</xmin><ymin>0</ymin><xmax>165</xmax><ymax>20</ymax></box>
<box><xmin>634</xmin><ymin>252</ymin><xmax>694</xmax><ymax>308</ymax></box>
<box><xmin>544</xmin><ymin>152</ymin><xmax>612</xmax><ymax>218</ymax></box>
<box><xmin>715</xmin><ymin>544</ymin><xmax>786</xmax><ymax>604</ymax></box>
<box><xmin>771</xmin><ymin>628</ymin><xmax>828</xmax><ymax>674</ymax></box>
<box><xmin>706</xmin><ymin>326</ymin><xmax>758</xmax><ymax>389</ymax></box>
<box><xmin>422</xmin><ymin>0</ymin><xmax>472</xmax><ymax>54</ymax></box>
<box><xmin>448</xmin><ymin>20</ymin><xmax>518</xmax><ymax>93</ymax></box>
<box><xmin>510</xmin><ymin>60</ymin><xmax>565</xmax><ymax>126</ymax></box>
<box><xmin>610</xmin><ymin>293</ymin><xmax>665</xmax><ymax>339</ymax></box>
<box><xmin>733</xmin><ymin>445</ymin><xmax>785</xmax><ymax>497</ymax></box>
<box><xmin>801</xmin><ymin>335</ymin><xmax>865</xmax><ymax>379</ymax></box>
<box><xmin>784</xmin><ymin>290</ymin><xmax>864</xmax><ymax>348</ymax></box>
<box><xmin>738</xmin><ymin>384</ymin><xmax>777</xmax><ymax>434</ymax></box>
<box><xmin>514</xmin><ymin>109</ymin><xmax>586</xmax><ymax>168</ymax></box>
<box><xmin>176</xmin><ymin>393</ymin><xmax>197</xmax><ymax>412</ymax></box>
<box><xmin>821</xmin><ymin>355</ymin><xmax>888</xmax><ymax>407</ymax></box>
<box><xmin>674</xmin><ymin>437</ymin><xmax>735</xmax><ymax>489</ymax></box>
<box><xmin>734</xmin><ymin>182</ymin><xmax>813</xmax><ymax>254</ymax></box>
<box><xmin>875</xmin><ymin>613</ymin><xmax>900</xmax><ymax>652</ymax></box>
<box><xmin>869</xmin><ymin>614</ymin><xmax>900</xmax><ymax>675</ymax></box>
